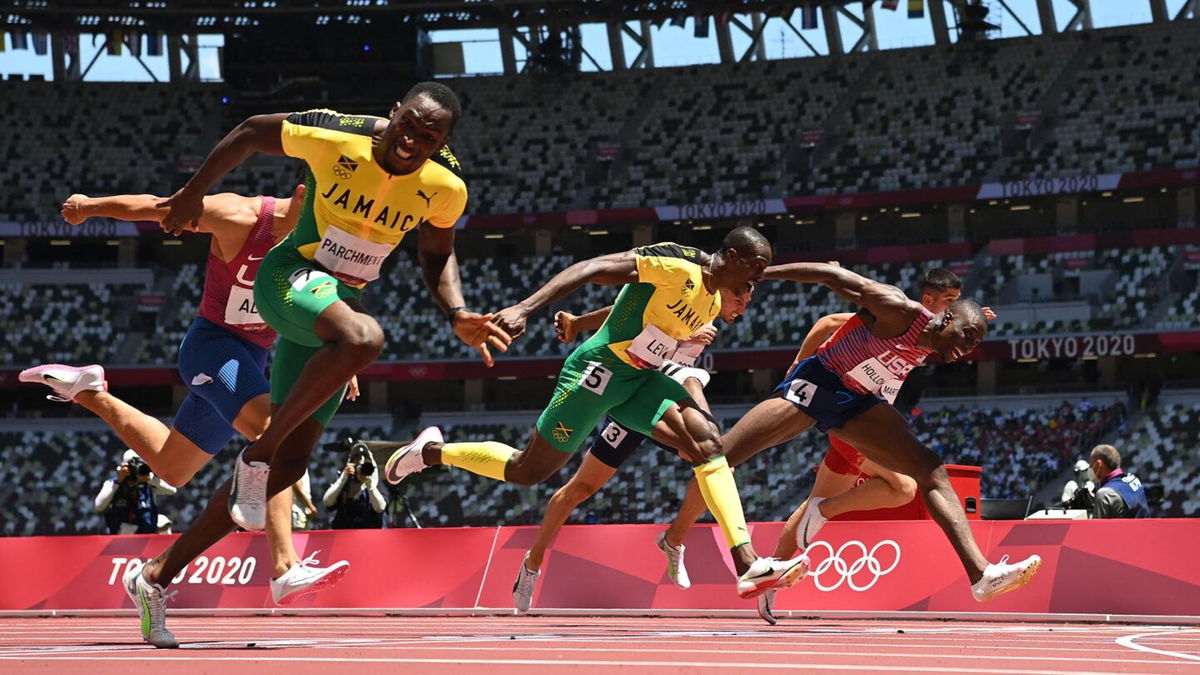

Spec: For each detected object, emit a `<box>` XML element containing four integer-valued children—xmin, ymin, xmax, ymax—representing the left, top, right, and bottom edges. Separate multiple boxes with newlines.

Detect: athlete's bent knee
<box><xmin>336</xmin><ymin>315</ymin><xmax>384</xmax><ymax>364</ymax></box>
<box><xmin>507</xmin><ymin>463</ymin><xmax>556</xmax><ymax>487</ymax></box>
<box><xmin>561</xmin><ymin>480</ymin><xmax>601</xmax><ymax>505</ymax></box>
<box><xmin>894</xmin><ymin>475</ymin><xmax>918</xmax><ymax>503</ymax></box>
<box><xmin>157</xmin><ymin>466</ymin><xmax>197</xmax><ymax>489</ymax></box>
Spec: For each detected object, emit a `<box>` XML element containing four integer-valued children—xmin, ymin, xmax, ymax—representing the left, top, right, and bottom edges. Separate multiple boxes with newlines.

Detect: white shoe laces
<box><xmin>515</xmin><ymin>556</ymin><xmax>539</xmax><ymax>596</ymax></box>
<box><xmin>295</xmin><ymin>550</ymin><xmax>323</xmax><ymax>570</ymax></box>
<box><xmin>238</xmin><ymin>459</ymin><xmax>269</xmax><ymax>508</ymax></box>
<box><xmin>661</xmin><ymin>540</ymin><xmax>685</xmax><ymax>572</ymax></box>
<box><xmin>144</xmin><ymin>583</ymin><xmax>178</xmax><ymax>627</ymax></box>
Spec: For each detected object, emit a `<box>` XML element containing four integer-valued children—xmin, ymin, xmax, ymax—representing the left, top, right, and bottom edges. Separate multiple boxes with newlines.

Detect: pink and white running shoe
<box><xmin>19</xmin><ymin>364</ymin><xmax>107</xmax><ymax>402</ymax></box>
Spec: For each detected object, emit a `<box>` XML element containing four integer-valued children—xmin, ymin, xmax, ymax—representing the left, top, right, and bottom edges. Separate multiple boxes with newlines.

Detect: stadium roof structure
<box><xmin>3</xmin><ymin>0</ymin><xmax>1195</xmax><ymax>80</ymax></box>
<box><xmin>7</xmin><ymin>0</ymin><xmax>1192</xmax><ymax>35</ymax></box>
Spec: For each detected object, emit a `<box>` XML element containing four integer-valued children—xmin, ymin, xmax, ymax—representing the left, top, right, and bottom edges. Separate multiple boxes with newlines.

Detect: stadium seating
<box><xmin>1005</xmin><ymin>23</ymin><xmax>1200</xmax><ymax>178</ymax></box>
<box><xmin>0</xmin><ymin>82</ymin><xmax>224</xmax><ymax>222</ymax></box>
<box><xmin>51</xmin><ymin>242</ymin><xmax>1200</xmax><ymax>365</ymax></box>
<box><xmin>1117</xmin><ymin>399</ymin><xmax>1200</xmax><ymax>518</ymax></box>
<box><xmin>0</xmin><ymin>282</ymin><xmax>139</xmax><ymax>366</ymax></box>
<box><xmin>1</xmin><ymin>421</ymin><xmax>392</xmax><ymax>537</ymax></box>
<box><xmin>911</xmin><ymin>400</ymin><xmax>1127</xmax><ymax>500</ymax></box>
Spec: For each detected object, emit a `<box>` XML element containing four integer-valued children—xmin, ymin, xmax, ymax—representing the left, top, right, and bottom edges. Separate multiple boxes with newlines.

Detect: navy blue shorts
<box><xmin>588</xmin><ymin>416</ymin><xmax>675</xmax><ymax>469</ymax></box>
<box><xmin>771</xmin><ymin>356</ymin><xmax>882</xmax><ymax>433</ymax></box>
<box><xmin>175</xmin><ymin>317</ymin><xmax>271</xmax><ymax>454</ymax></box>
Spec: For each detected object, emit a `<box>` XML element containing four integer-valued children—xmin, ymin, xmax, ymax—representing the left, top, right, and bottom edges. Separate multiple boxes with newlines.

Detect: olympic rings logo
<box><xmin>805</xmin><ymin>539</ymin><xmax>901</xmax><ymax>592</ymax></box>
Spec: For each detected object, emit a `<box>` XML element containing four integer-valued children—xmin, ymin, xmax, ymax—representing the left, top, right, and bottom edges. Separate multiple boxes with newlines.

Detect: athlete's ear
<box><xmin>389</xmin><ymin>101</ymin><xmax>402</xmax><ymax>118</ymax></box>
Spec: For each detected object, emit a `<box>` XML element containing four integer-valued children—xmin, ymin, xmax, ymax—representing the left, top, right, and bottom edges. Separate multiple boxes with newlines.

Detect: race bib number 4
<box><xmin>313</xmin><ymin>225</ymin><xmax>391</xmax><ymax>285</ymax></box>
<box><xmin>626</xmin><ymin>324</ymin><xmax>679</xmax><ymax>369</ymax></box>
<box><xmin>224</xmin><ymin>285</ymin><xmax>265</xmax><ymax>326</ymax></box>
<box><xmin>785</xmin><ymin>378</ymin><xmax>817</xmax><ymax>407</ymax></box>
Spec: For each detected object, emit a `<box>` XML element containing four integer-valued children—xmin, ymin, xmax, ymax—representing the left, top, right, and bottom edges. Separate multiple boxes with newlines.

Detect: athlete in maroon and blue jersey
<box><xmin>20</xmin><ymin>187</ymin><xmax>353</xmax><ymax>486</ymax></box>
<box><xmin>662</xmin><ymin>261</ymin><xmax>1040</xmax><ymax>614</ymax></box>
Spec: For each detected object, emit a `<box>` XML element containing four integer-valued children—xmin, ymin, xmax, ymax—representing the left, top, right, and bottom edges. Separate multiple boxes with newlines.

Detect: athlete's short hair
<box><xmin>404</xmin><ymin>81</ymin><xmax>462</xmax><ymax>129</ymax></box>
<box><xmin>1091</xmin><ymin>444</ymin><xmax>1121</xmax><ymax>470</ymax></box>
<box><xmin>722</xmin><ymin>225</ymin><xmax>772</xmax><ymax>258</ymax></box>
<box><xmin>948</xmin><ymin>298</ymin><xmax>986</xmax><ymax>329</ymax></box>
<box><xmin>920</xmin><ymin>267</ymin><xmax>963</xmax><ymax>293</ymax></box>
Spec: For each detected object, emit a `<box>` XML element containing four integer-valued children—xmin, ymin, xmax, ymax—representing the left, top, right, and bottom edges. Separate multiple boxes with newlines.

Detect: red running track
<box><xmin>2</xmin><ymin>615</ymin><xmax>1199</xmax><ymax>674</ymax></box>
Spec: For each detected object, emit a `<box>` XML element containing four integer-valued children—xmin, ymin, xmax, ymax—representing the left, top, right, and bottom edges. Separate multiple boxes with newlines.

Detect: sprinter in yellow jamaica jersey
<box><xmin>131</xmin><ymin>84</ymin><xmax>510</xmax><ymax>638</ymax></box>
<box><xmin>386</xmin><ymin>227</ymin><xmax>810</xmax><ymax>600</ymax></box>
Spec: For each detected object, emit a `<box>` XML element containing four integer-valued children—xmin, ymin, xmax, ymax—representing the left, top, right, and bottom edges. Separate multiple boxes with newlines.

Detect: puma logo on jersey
<box><xmin>416</xmin><ymin>189</ymin><xmax>437</xmax><ymax>207</ymax></box>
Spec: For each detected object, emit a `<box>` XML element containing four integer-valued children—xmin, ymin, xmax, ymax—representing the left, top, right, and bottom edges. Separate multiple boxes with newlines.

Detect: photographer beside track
<box><xmin>94</xmin><ymin>450</ymin><xmax>178</xmax><ymax>535</ymax></box>
<box><xmin>323</xmin><ymin>440</ymin><xmax>387</xmax><ymax>529</ymax></box>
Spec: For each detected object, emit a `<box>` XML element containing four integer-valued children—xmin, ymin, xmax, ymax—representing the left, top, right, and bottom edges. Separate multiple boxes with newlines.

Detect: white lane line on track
<box><xmin>1115</xmin><ymin>630</ymin><xmax>1200</xmax><ymax>663</ymax></box>
<box><xmin>473</xmin><ymin>527</ymin><xmax>502</xmax><ymax>609</ymax></box>
<box><xmin>0</xmin><ymin>655</ymin><xmax>1145</xmax><ymax>673</ymax></box>
<box><xmin>0</xmin><ymin>641</ymin><xmax>1187</xmax><ymax>664</ymax></box>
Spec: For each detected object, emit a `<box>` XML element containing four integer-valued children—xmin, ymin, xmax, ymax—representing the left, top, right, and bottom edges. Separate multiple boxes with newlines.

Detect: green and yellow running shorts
<box><xmin>535</xmin><ymin>343</ymin><xmax>688</xmax><ymax>453</ymax></box>
<box><xmin>255</xmin><ymin>245</ymin><xmax>361</xmax><ymax>426</ymax></box>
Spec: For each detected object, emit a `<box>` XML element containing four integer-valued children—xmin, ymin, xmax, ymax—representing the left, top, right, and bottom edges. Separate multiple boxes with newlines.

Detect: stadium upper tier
<box><xmin>4</xmin><ymin>236</ymin><xmax>1196</xmax><ymax>368</ymax></box>
<box><xmin>1</xmin><ymin>22</ymin><xmax>1197</xmax><ymax>222</ymax></box>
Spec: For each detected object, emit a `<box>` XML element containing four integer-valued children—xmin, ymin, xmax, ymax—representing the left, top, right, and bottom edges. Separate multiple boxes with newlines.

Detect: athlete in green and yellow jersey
<box><xmin>386</xmin><ymin>227</ymin><xmax>810</xmax><ymax>599</ymax></box>
<box><xmin>139</xmin><ymin>83</ymin><xmax>511</xmax><ymax>628</ymax></box>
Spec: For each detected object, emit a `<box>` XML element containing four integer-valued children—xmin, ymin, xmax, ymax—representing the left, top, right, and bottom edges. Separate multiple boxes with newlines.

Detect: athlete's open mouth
<box><xmin>394</xmin><ymin>145</ymin><xmax>414</xmax><ymax>161</ymax></box>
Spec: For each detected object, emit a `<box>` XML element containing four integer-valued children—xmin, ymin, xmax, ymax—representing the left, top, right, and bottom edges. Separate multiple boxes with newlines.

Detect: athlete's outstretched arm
<box><xmin>493</xmin><ymin>252</ymin><xmax>638</xmax><ymax>339</ymax></box>
<box><xmin>764</xmin><ymin>262</ymin><xmax>915</xmax><ymax>321</ymax></box>
<box><xmin>418</xmin><ymin>223</ymin><xmax>511</xmax><ymax>367</ymax></box>
<box><xmin>158</xmin><ymin>113</ymin><xmax>289</xmax><ymax>233</ymax></box>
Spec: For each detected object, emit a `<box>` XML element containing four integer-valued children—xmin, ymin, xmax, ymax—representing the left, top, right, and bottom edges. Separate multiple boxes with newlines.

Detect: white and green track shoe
<box><xmin>123</xmin><ymin>561</ymin><xmax>179</xmax><ymax>648</ymax></box>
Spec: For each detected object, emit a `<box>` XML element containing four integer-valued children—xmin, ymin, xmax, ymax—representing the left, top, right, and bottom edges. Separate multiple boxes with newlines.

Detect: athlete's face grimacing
<box><xmin>721</xmin><ymin>246</ymin><xmax>772</xmax><ymax>290</ymax></box>
<box><xmin>378</xmin><ymin>94</ymin><xmax>453</xmax><ymax>175</ymax></box>
<box><xmin>718</xmin><ymin>282</ymin><xmax>755</xmax><ymax>323</ymax></box>
<box><xmin>921</xmin><ymin>287</ymin><xmax>961</xmax><ymax>314</ymax></box>
<box><xmin>930</xmin><ymin>310</ymin><xmax>986</xmax><ymax>362</ymax></box>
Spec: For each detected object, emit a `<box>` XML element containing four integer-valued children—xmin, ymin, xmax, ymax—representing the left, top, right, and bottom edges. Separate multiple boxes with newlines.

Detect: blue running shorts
<box><xmin>771</xmin><ymin>355</ymin><xmax>882</xmax><ymax>433</ymax></box>
<box><xmin>175</xmin><ymin>317</ymin><xmax>271</xmax><ymax>454</ymax></box>
<box><xmin>588</xmin><ymin>415</ymin><xmax>676</xmax><ymax>469</ymax></box>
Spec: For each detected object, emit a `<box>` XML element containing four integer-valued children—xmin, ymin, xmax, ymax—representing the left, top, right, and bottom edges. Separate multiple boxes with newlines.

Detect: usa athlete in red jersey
<box><xmin>661</xmin><ymin>263</ymin><xmax>1040</xmax><ymax>615</ymax></box>
<box><xmin>20</xmin><ymin>187</ymin><xmax>354</xmax><ymax>640</ymax></box>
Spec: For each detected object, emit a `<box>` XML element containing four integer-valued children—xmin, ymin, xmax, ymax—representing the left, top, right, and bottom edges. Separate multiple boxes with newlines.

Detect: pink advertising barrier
<box><xmin>3</xmin><ymin>520</ymin><xmax>1197</xmax><ymax>616</ymax></box>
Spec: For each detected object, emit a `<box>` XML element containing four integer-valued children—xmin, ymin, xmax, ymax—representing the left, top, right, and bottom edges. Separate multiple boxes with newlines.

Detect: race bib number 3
<box><xmin>224</xmin><ymin>285</ymin><xmax>265</xmax><ymax>326</ymax></box>
<box><xmin>600</xmin><ymin>421</ymin><xmax>628</xmax><ymax>447</ymax></box>
<box><xmin>313</xmin><ymin>225</ymin><xmax>392</xmax><ymax>285</ymax></box>
<box><xmin>626</xmin><ymin>324</ymin><xmax>679</xmax><ymax>369</ymax></box>
<box><xmin>580</xmin><ymin>362</ymin><xmax>613</xmax><ymax>395</ymax></box>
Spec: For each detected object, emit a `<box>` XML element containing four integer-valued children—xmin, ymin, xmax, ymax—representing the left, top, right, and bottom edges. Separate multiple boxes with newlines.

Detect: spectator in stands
<box><xmin>94</xmin><ymin>450</ymin><xmax>177</xmax><ymax>534</ymax></box>
<box><xmin>323</xmin><ymin>454</ymin><xmax>387</xmax><ymax>530</ymax></box>
<box><xmin>1088</xmin><ymin>444</ymin><xmax>1150</xmax><ymax>519</ymax></box>
<box><xmin>291</xmin><ymin>472</ymin><xmax>317</xmax><ymax>530</ymax></box>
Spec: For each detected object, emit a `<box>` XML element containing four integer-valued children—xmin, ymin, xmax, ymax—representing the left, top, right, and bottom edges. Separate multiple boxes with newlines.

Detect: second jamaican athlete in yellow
<box><xmin>386</xmin><ymin>227</ymin><xmax>809</xmax><ymax>600</ymax></box>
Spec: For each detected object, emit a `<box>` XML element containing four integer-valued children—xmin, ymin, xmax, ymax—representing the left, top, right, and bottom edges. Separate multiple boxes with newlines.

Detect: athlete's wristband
<box><xmin>447</xmin><ymin>306</ymin><xmax>468</xmax><ymax>324</ymax></box>
<box><xmin>658</xmin><ymin>360</ymin><xmax>711</xmax><ymax>388</ymax></box>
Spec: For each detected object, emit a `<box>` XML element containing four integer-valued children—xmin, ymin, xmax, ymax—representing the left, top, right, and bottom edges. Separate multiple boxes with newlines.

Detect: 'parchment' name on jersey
<box><xmin>319</xmin><ymin>239</ymin><xmax>388</xmax><ymax>268</ymax></box>
<box><xmin>320</xmin><ymin>182</ymin><xmax>421</xmax><ymax>232</ymax></box>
